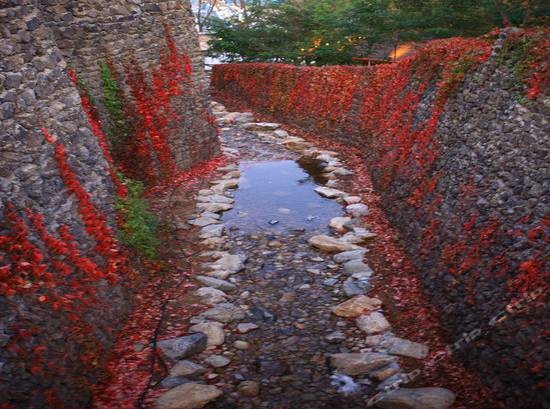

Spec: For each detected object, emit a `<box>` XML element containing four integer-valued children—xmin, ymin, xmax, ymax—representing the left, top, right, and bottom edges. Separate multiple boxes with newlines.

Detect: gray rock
<box><xmin>195</xmin><ymin>275</ymin><xmax>236</xmax><ymax>291</ymax></box>
<box><xmin>199</xmin><ymin>224</ymin><xmax>225</xmax><ymax>239</ymax></box>
<box><xmin>374</xmin><ymin>387</ymin><xmax>456</xmax><ymax>409</ymax></box>
<box><xmin>233</xmin><ymin>340</ymin><xmax>249</xmax><ymax>350</ymax></box>
<box><xmin>189</xmin><ymin>217</ymin><xmax>219</xmax><ymax>227</ymax></box>
<box><xmin>156</xmin><ymin>383</ymin><xmax>223</xmax><ymax>409</ymax></box>
<box><xmin>204</xmin><ymin>354</ymin><xmax>231</xmax><ymax>368</ymax></box>
<box><xmin>346</xmin><ymin>203</ymin><xmax>369</xmax><ymax>217</ymax></box>
<box><xmin>343</xmin><ymin>259</ymin><xmax>374</xmax><ymax>275</ymax></box>
<box><xmin>157</xmin><ymin>333</ymin><xmax>208</xmax><ymax>361</ymax></box>
<box><xmin>197</xmin><ymin>194</ymin><xmax>234</xmax><ymax>204</ymax></box>
<box><xmin>314</xmin><ymin>186</ymin><xmax>346</xmax><ymax>198</ymax></box>
<box><xmin>199</xmin><ymin>303</ymin><xmax>245</xmax><ymax>323</ymax></box>
<box><xmin>197</xmin><ymin>202</ymin><xmax>233</xmax><ymax>213</ymax></box>
<box><xmin>343</xmin><ymin>278</ymin><xmax>369</xmax><ymax>297</ymax></box>
<box><xmin>209</xmin><ymin>253</ymin><xmax>246</xmax><ymax>274</ymax></box>
<box><xmin>356</xmin><ymin>312</ymin><xmax>391</xmax><ymax>334</ymax></box>
<box><xmin>325</xmin><ymin>330</ymin><xmax>346</xmax><ymax>344</ymax></box>
<box><xmin>194</xmin><ymin>287</ymin><xmax>228</xmax><ymax>304</ymax></box>
<box><xmin>189</xmin><ymin>322</ymin><xmax>225</xmax><ymax>346</ymax></box>
<box><xmin>376</xmin><ymin>336</ymin><xmax>429</xmax><ymax>359</ymax></box>
<box><xmin>333</xmin><ymin>249</ymin><xmax>367</xmax><ymax>263</ymax></box>
<box><xmin>237</xmin><ymin>323</ymin><xmax>259</xmax><ymax>333</ymax></box>
<box><xmin>160</xmin><ymin>376</ymin><xmax>190</xmax><ymax>389</ymax></box>
<box><xmin>329</xmin><ymin>216</ymin><xmax>352</xmax><ymax>232</ymax></box>
<box><xmin>330</xmin><ymin>352</ymin><xmax>396</xmax><ymax>375</ymax></box>
<box><xmin>169</xmin><ymin>360</ymin><xmax>207</xmax><ymax>377</ymax></box>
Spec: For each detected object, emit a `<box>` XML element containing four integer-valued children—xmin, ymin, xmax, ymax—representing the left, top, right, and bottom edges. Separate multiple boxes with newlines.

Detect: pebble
<box><xmin>238</xmin><ymin>380</ymin><xmax>260</xmax><ymax>397</ymax></box>
<box><xmin>204</xmin><ymin>354</ymin><xmax>231</xmax><ymax>368</ymax></box>
<box><xmin>233</xmin><ymin>340</ymin><xmax>249</xmax><ymax>350</ymax></box>
<box><xmin>330</xmin><ymin>352</ymin><xmax>396</xmax><ymax>375</ymax></box>
<box><xmin>189</xmin><ymin>322</ymin><xmax>225</xmax><ymax>346</ymax></box>
<box><xmin>331</xmin><ymin>295</ymin><xmax>382</xmax><ymax>318</ymax></box>
<box><xmin>169</xmin><ymin>360</ymin><xmax>207</xmax><ymax>377</ymax></box>
<box><xmin>356</xmin><ymin>312</ymin><xmax>391</xmax><ymax>334</ymax></box>
<box><xmin>237</xmin><ymin>323</ymin><xmax>259</xmax><ymax>333</ymax></box>
<box><xmin>157</xmin><ymin>333</ymin><xmax>207</xmax><ymax>361</ymax></box>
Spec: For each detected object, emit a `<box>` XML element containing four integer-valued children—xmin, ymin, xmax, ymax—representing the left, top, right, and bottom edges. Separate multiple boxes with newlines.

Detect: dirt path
<box><xmin>146</xmin><ymin>101</ymin><xmax>482</xmax><ymax>409</ymax></box>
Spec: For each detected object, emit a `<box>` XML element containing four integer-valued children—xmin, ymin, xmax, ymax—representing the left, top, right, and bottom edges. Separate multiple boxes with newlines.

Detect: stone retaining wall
<box><xmin>211</xmin><ymin>30</ymin><xmax>549</xmax><ymax>408</ymax></box>
<box><xmin>0</xmin><ymin>1</ymin><xmax>218</xmax><ymax>407</ymax></box>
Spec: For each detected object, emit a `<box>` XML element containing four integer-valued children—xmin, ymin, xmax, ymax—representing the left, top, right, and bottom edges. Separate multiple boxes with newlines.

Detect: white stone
<box><xmin>356</xmin><ymin>312</ymin><xmax>391</xmax><ymax>334</ymax></box>
<box><xmin>314</xmin><ymin>186</ymin><xmax>346</xmax><ymax>198</ymax></box>
<box><xmin>189</xmin><ymin>321</ymin><xmax>225</xmax><ymax>346</ymax></box>
<box><xmin>346</xmin><ymin>203</ymin><xmax>369</xmax><ymax>217</ymax></box>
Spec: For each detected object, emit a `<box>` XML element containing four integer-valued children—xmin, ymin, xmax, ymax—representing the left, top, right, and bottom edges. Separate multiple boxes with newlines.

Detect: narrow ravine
<box><xmin>150</xmin><ymin>102</ymin><xmax>499</xmax><ymax>409</ymax></box>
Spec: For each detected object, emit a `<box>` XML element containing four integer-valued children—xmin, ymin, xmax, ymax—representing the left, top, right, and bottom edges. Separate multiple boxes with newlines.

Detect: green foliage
<box><xmin>99</xmin><ymin>61</ymin><xmax>131</xmax><ymax>150</ymax></box>
<box><xmin>207</xmin><ymin>0</ymin><xmax>549</xmax><ymax>65</ymax></box>
<box><xmin>116</xmin><ymin>176</ymin><xmax>160</xmax><ymax>259</ymax></box>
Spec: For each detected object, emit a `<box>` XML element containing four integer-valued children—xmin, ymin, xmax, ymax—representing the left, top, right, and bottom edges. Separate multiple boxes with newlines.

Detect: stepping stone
<box><xmin>197</xmin><ymin>194</ymin><xmax>234</xmax><ymax>204</ymax></box>
<box><xmin>208</xmin><ymin>253</ymin><xmax>246</xmax><ymax>275</ymax></box>
<box><xmin>169</xmin><ymin>360</ymin><xmax>207</xmax><ymax>377</ymax></box>
<box><xmin>356</xmin><ymin>311</ymin><xmax>391</xmax><ymax>334</ymax></box>
<box><xmin>333</xmin><ymin>249</ymin><xmax>367</xmax><ymax>263</ymax></box>
<box><xmin>157</xmin><ymin>333</ymin><xmax>207</xmax><ymax>361</ymax></box>
<box><xmin>308</xmin><ymin>235</ymin><xmax>361</xmax><ymax>253</ymax></box>
<box><xmin>156</xmin><ymin>383</ymin><xmax>222</xmax><ymax>409</ymax></box>
<box><xmin>188</xmin><ymin>217</ymin><xmax>219</xmax><ymax>227</ymax></box>
<box><xmin>343</xmin><ymin>259</ymin><xmax>374</xmax><ymax>275</ymax></box>
<box><xmin>346</xmin><ymin>203</ymin><xmax>369</xmax><ymax>217</ymax></box>
<box><xmin>199</xmin><ymin>224</ymin><xmax>225</xmax><ymax>239</ymax></box>
<box><xmin>314</xmin><ymin>187</ymin><xmax>346</xmax><ymax>198</ymax></box>
<box><xmin>330</xmin><ymin>352</ymin><xmax>396</xmax><ymax>375</ymax></box>
<box><xmin>195</xmin><ymin>276</ymin><xmax>236</xmax><ymax>291</ymax></box>
<box><xmin>329</xmin><ymin>216</ymin><xmax>352</xmax><ymax>232</ymax></box>
<box><xmin>204</xmin><ymin>354</ymin><xmax>231</xmax><ymax>368</ymax></box>
<box><xmin>331</xmin><ymin>295</ymin><xmax>382</xmax><ymax>318</ymax></box>
<box><xmin>194</xmin><ymin>287</ymin><xmax>228</xmax><ymax>304</ymax></box>
<box><xmin>238</xmin><ymin>323</ymin><xmax>259</xmax><ymax>333</ymax></box>
<box><xmin>343</xmin><ymin>278</ymin><xmax>370</xmax><ymax>297</ymax></box>
<box><xmin>199</xmin><ymin>303</ymin><xmax>245</xmax><ymax>323</ymax></box>
<box><xmin>373</xmin><ymin>335</ymin><xmax>429</xmax><ymax>359</ymax></box>
<box><xmin>343</xmin><ymin>196</ymin><xmax>362</xmax><ymax>205</ymax></box>
<box><xmin>197</xmin><ymin>202</ymin><xmax>233</xmax><ymax>213</ymax></box>
<box><xmin>373</xmin><ymin>387</ymin><xmax>456</xmax><ymax>409</ymax></box>
<box><xmin>341</xmin><ymin>228</ymin><xmax>377</xmax><ymax>244</ymax></box>
<box><xmin>189</xmin><ymin>322</ymin><xmax>225</xmax><ymax>346</ymax></box>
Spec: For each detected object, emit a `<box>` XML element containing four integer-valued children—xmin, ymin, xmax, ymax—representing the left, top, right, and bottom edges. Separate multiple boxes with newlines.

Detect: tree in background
<box><xmin>206</xmin><ymin>0</ymin><xmax>549</xmax><ymax>64</ymax></box>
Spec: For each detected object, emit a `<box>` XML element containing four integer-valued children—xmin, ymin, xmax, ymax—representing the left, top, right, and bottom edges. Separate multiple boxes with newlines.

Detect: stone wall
<box><xmin>0</xmin><ymin>1</ymin><xmax>218</xmax><ymax>407</ymax></box>
<box><xmin>211</xmin><ymin>30</ymin><xmax>549</xmax><ymax>409</ymax></box>
<box><xmin>37</xmin><ymin>0</ymin><xmax>220</xmax><ymax>173</ymax></box>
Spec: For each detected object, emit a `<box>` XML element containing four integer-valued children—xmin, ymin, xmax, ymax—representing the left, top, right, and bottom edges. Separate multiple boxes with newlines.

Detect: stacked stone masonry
<box><xmin>0</xmin><ymin>0</ymin><xmax>219</xmax><ymax>407</ymax></box>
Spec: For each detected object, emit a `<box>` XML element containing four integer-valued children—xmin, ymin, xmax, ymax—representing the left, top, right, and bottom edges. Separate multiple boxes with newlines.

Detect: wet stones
<box><xmin>330</xmin><ymin>352</ymin><xmax>396</xmax><ymax>376</ymax></box>
<box><xmin>314</xmin><ymin>186</ymin><xmax>346</xmax><ymax>198</ymax></box>
<box><xmin>346</xmin><ymin>203</ymin><xmax>369</xmax><ymax>217</ymax></box>
<box><xmin>156</xmin><ymin>383</ymin><xmax>223</xmax><ymax>409</ymax></box>
<box><xmin>329</xmin><ymin>216</ymin><xmax>352</xmax><ymax>232</ymax></box>
<box><xmin>158</xmin><ymin>333</ymin><xmax>208</xmax><ymax>361</ymax></box>
<box><xmin>373</xmin><ymin>387</ymin><xmax>456</xmax><ymax>409</ymax></box>
<box><xmin>308</xmin><ymin>235</ymin><xmax>361</xmax><ymax>253</ymax></box>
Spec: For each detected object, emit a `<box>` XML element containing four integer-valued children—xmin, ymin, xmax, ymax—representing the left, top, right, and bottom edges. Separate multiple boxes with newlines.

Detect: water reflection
<box><xmin>222</xmin><ymin>160</ymin><xmax>342</xmax><ymax>233</ymax></box>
